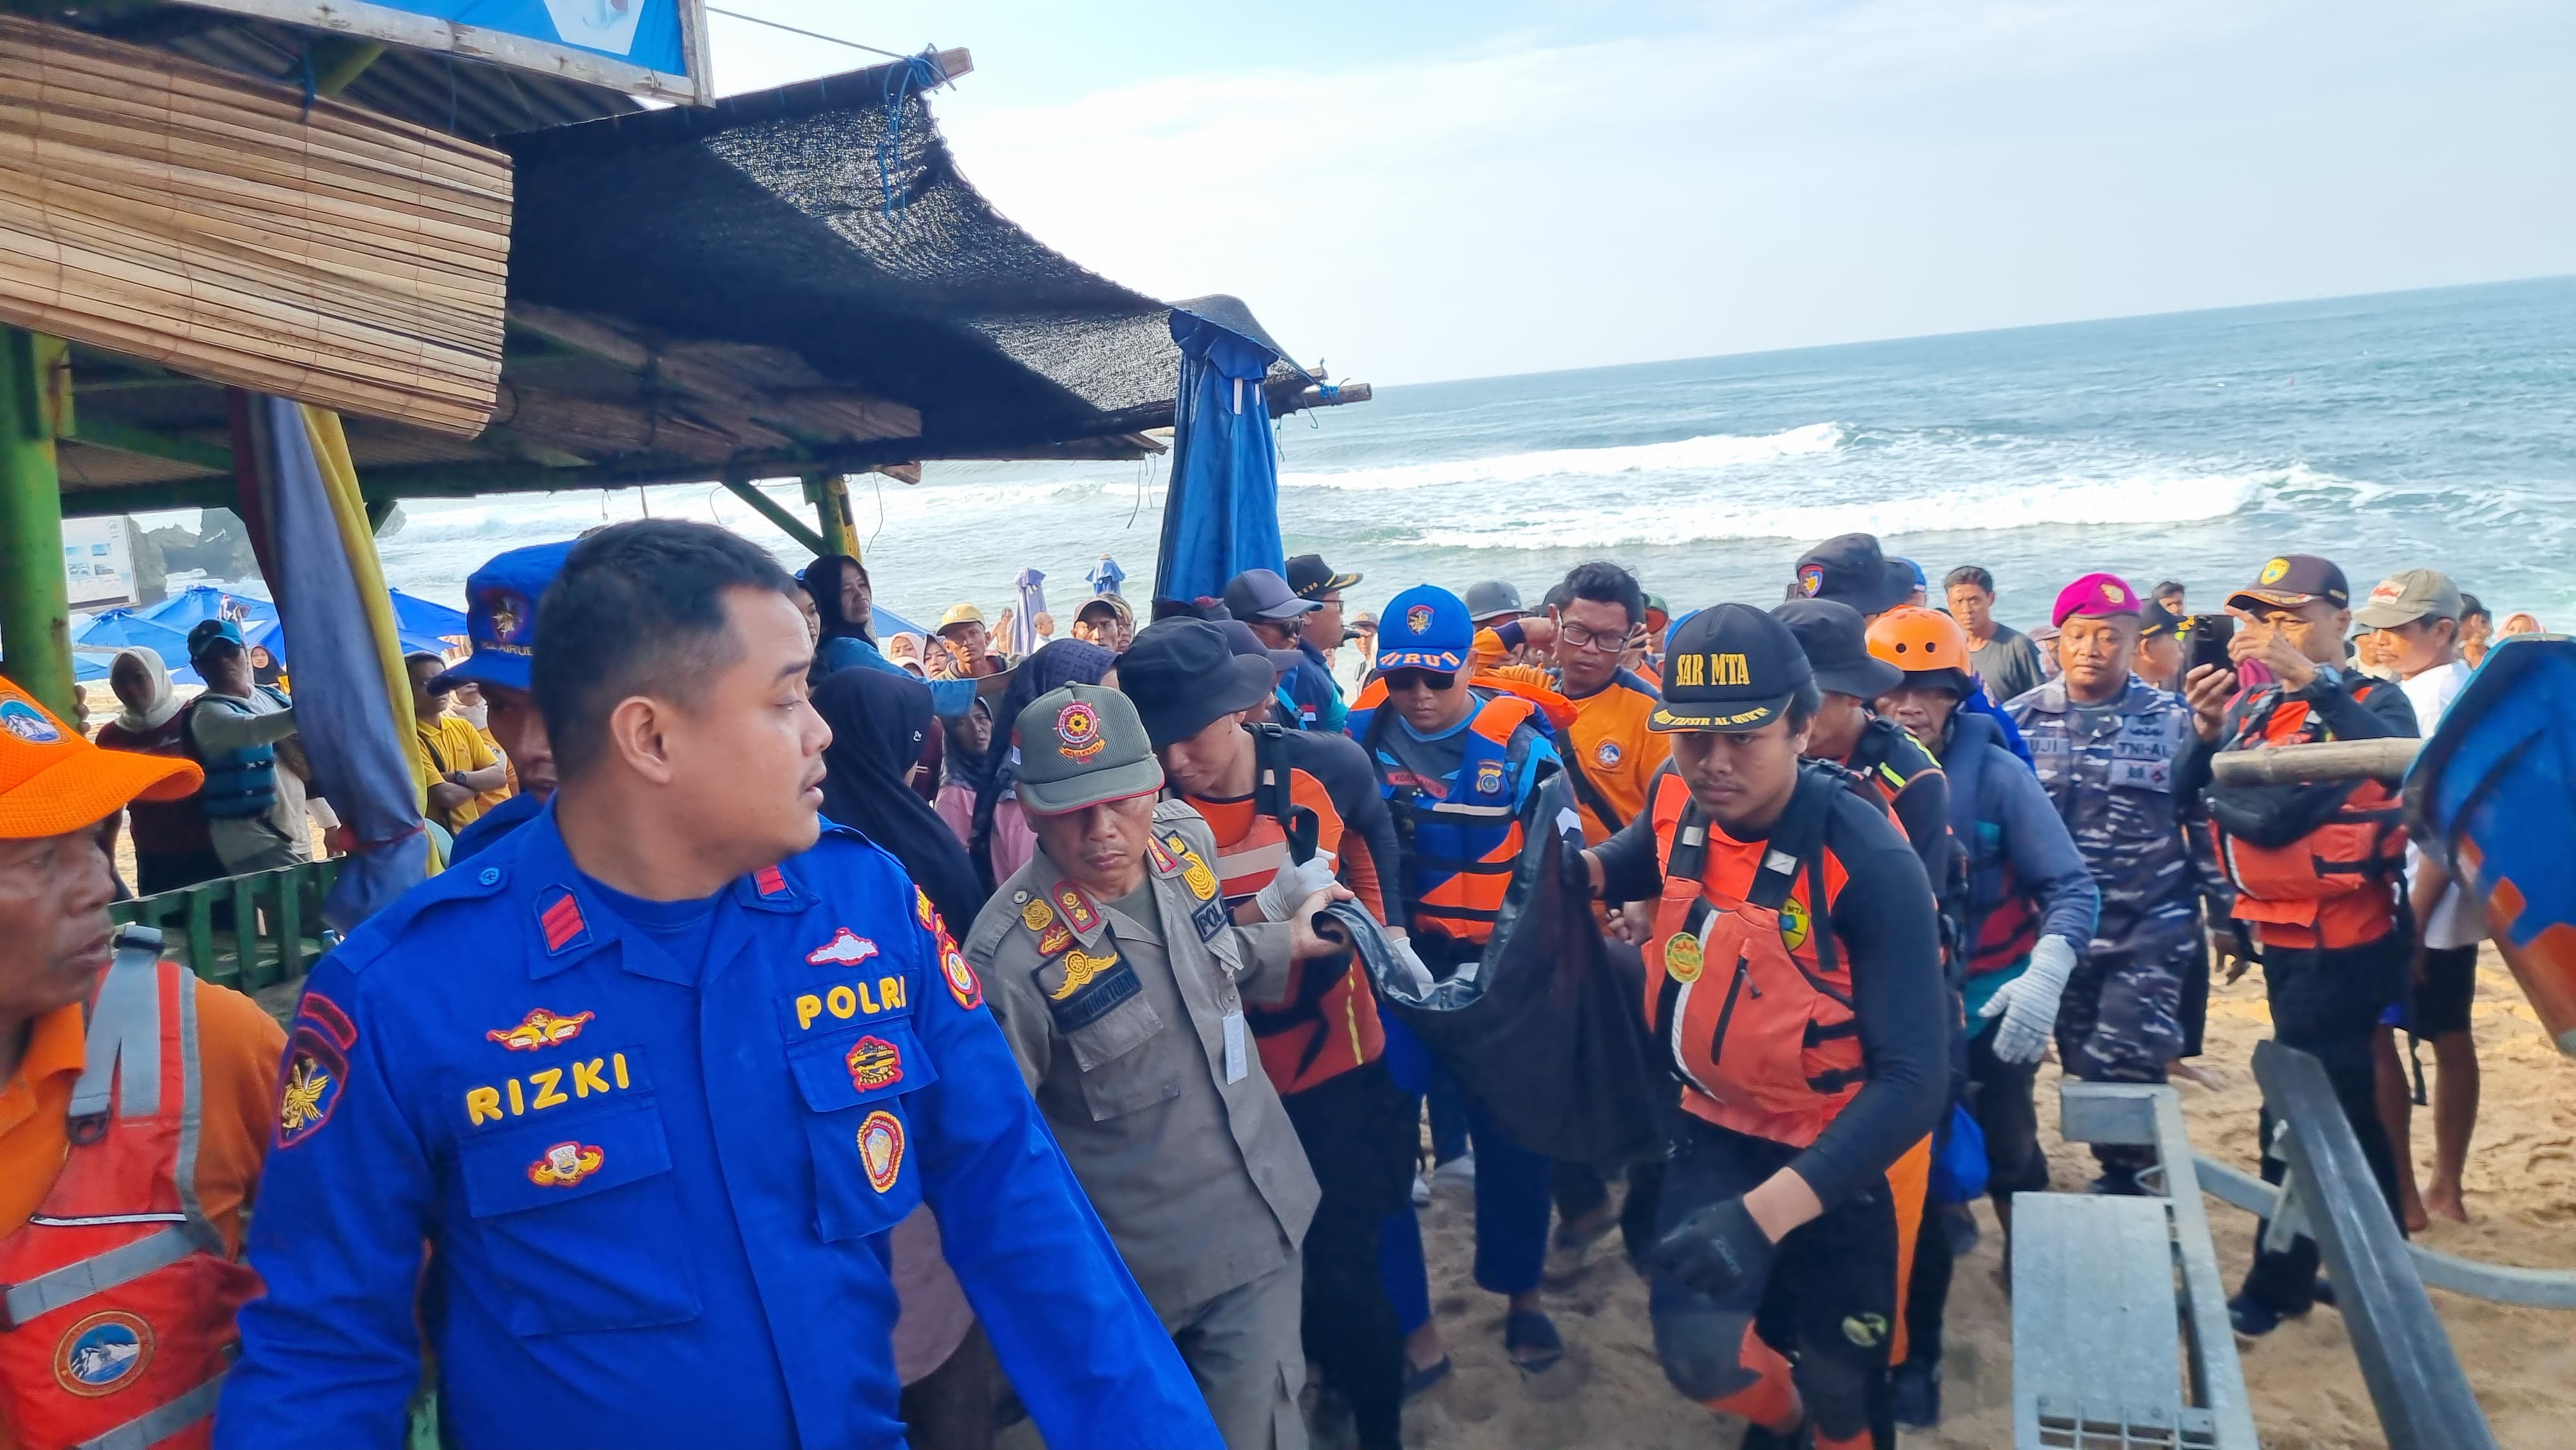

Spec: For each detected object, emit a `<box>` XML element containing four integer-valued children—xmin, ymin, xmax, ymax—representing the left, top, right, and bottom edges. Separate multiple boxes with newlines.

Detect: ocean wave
<box><xmin>1411</xmin><ymin>464</ymin><xmax>2311</xmax><ymax>551</ymax></box>
<box><xmin>1278</xmin><ymin>422</ymin><xmax>1844</xmax><ymax>493</ymax></box>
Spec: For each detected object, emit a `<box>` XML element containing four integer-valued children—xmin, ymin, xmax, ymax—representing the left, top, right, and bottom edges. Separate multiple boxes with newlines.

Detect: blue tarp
<box><xmin>1154</xmin><ymin>309</ymin><xmax>1290</xmax><ymax>608</ymax></box>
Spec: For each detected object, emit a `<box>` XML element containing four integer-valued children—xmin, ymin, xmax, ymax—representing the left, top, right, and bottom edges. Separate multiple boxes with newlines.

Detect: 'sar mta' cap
<box><xmin>1649</xmin><ymin>603</ymin><xmax>1814</xmax><ymax>733</ymax></box>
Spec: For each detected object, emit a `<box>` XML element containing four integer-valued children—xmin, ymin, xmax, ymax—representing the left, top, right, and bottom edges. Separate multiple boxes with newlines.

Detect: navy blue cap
<box><xmin>428</xmin><ymin>541</ymin><xmax>575</xmax><ymax>695</ymax></box>
<box><xmin>1375</xmin><ymin>585</ymin><xmax>1472</xmax><ymax>673</ymax></box>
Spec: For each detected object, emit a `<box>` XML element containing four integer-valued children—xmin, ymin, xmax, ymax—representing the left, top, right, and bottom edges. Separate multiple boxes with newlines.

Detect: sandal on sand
<box><xmin>1504</xmin><ymin>1309</ymin><xmax>1564</xmax><ymax>1374</ymax></box>
<box><xmin>1401</xmin><ymin>1355</ymin><xmax>1453</xmax><ymax>1400</ymax></box>
<box><xmin>1553</xmin><ymin>1207</ymin><xmax>1618</xmax><ymax>1254</ymax></box>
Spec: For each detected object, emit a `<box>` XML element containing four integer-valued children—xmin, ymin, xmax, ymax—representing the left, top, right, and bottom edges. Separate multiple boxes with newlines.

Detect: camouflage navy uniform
<box><xmin>2011</xmin><ymin>675</ymin><xmax>2201</xmax><ymax>1171</ymax></box>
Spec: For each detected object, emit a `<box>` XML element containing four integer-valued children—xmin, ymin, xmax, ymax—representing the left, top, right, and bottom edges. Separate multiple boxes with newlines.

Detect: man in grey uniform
<box><xmin>966</xmin><ymin>683</ymin><xmax>1345</xmax><ymax>1449</ymax></box>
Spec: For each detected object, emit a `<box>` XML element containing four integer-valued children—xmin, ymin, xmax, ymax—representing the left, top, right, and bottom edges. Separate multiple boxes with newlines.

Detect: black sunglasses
<box><xmin>1382</xmin><ymin>668</ymin><xmax>1457</xmax><ymax>692</ymax></box>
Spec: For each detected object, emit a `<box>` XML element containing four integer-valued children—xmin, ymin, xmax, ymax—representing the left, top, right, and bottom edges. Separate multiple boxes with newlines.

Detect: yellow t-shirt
<box><xmin>417</xmin><ymin>713</ymin><xmax>500</xmax><ymax>830</ymax></box>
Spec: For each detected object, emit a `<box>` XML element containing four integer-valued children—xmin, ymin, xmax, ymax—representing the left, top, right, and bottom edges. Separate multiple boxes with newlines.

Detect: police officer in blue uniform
<box><xmin>433</xmin><ymin>541</ymin><xmax>575</xmax><ymax>865</ymax></box>
<box><xmin>216</xmin><ymin>521</ymin><xmax>1216</xmax><ymax>1449</ymax></box>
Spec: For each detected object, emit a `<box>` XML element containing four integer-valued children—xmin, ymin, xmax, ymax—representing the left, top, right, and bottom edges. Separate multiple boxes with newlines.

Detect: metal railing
<box><xmin>109</xmin><ymin>858</ymin><xmax>339</xmax><ymax>990</ymax></box>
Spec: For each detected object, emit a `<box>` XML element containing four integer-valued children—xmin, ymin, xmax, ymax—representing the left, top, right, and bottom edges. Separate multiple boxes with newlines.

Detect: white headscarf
<box><xmin>111</xmin><ymin>648</ymin><xmax>182</xmax><ymax>733</ymax></box>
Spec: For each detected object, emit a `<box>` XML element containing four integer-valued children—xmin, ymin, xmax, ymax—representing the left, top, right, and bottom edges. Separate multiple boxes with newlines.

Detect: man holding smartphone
<box><xmin>2177</xmin><ymin>554</ymin><xmax>2420</xmax><ymax>1339</ymax></box>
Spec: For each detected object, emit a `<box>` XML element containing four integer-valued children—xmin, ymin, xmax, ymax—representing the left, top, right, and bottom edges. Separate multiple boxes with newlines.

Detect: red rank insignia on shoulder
<box><xmin>754</xmin><ymin>864</ymin><xmax>790</xmax><ymax>898</ymax></box>
<box><xmin>1053</xmin><ymin>885</ymin><xmax>1099</xmax><ymax>934</ymax></box>
<box><xmin>1146</xmin><ymin>836</ymin><xmax>1179</xmax><ymax>873</ymax></box>
<box><xmin>538</xmin><ymin>889</ymin><xmax>589</xmax><ymax>954</ymax></box>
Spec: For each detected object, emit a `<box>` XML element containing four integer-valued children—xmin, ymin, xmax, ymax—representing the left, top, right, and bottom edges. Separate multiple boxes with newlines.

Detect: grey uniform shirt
<box><xmin>966</xmin><ymin>800</ymin><xmax>1321</xmax><ymax>1321</ymax></box>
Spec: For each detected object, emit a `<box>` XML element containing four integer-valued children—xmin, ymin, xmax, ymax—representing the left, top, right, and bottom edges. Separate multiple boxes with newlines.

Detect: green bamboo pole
<box><xmin>0</xmin><ymin>327</ymin><xmax>73</xmax><ymax>720</ymax></box>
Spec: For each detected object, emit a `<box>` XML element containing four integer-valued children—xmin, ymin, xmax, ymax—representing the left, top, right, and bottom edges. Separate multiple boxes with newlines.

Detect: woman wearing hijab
<box><xmin>813</xmin><ymin>668</ymin><xmax>987</xmax><ymax>941</ymax></box>
<box><xmin>804</xmin><ymin>553</ymin><xmax>877</xmax><ymax>677</ymax></box>
<box><xmin>95</xmin><ymin>648</ymin><xmax>229</xmax><ymax>895</ymax></box>
<box><xmin>807</xmin><ymin>666</ymin><xmax>999</xmax><ymax>1448</ymax></box>
<box><xmin>967</xmin><ymin>638</ymin><xmax>1117</xmax><ymax>893</ymax></box>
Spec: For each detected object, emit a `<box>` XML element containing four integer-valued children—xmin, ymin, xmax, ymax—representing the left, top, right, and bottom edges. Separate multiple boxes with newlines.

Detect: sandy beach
<box><xmin>1396</xmin><ymin>948</ymin><xmax>2576</xmax><ymax>1449</ymax></box>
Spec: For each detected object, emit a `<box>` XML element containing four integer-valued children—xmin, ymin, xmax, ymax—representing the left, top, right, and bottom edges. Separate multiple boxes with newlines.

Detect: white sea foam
<box><xmin>1278</xmin><ymin>422</ymin><xmax>1844</xmax><ymax>492</ymax></box>
<box><xmin>1412</xmin><ymin>464</ymin><xmax>2307</xmax><ymax>551</ymax></box>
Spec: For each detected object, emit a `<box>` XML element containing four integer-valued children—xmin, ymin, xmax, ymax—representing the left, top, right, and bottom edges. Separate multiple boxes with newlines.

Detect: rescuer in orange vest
<box><xmin>2177</xmin><ymin>554</ymin><xmax>2421</xmax><ymax>1339</ymax></box>
<box><xmin>1574</xmin><ymin>605</ymin><xmax>1948</xmax><ymax>1450</ymax></box>
<box><xmin>0</xmin><ymin>679</ymin><xmax>283</xmax><ymax>1450</ymax></box>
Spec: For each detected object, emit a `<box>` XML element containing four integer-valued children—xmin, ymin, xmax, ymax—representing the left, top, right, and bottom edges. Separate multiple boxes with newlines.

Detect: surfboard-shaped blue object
<box><xmin>2407</xmin><ymin>635</ymin><xmax>2576</xmax><ymax>1055</ymax></box>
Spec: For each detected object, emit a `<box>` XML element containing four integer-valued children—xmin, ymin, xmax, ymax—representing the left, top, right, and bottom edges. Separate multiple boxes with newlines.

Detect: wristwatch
<box><xmin>2302</xmin><ymin>663</ymin><xmax>2344</xmax><ymax>697</ymax></box>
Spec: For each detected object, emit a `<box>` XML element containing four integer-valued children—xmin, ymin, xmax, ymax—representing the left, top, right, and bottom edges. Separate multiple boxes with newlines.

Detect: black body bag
<box><xmin>1319</xmin><ymin>773</ymin><xmax>1665</xmax><ymax>1167</ymax></box>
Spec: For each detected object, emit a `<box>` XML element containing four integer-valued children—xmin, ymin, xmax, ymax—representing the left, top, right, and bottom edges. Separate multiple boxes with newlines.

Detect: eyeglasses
<box><xmin>1383</xmin><ymin>669</ymin><xmax>1457</xmax><ymax>692</ymax></box>
<box><xmin>1558</xmin><ymin>621</ymin><xmax>1637</xmax><ymax>655</ymax></box>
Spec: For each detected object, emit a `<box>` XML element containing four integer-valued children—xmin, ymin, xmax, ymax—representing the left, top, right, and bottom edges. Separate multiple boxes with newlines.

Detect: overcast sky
<box><xmin>702</xmin><ymin>1</ymin><xmax>2576</xmax><ymax>385</ymax></box>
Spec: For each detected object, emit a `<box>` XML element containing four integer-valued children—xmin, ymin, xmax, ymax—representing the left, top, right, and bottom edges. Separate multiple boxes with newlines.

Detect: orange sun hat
<box><xmin>0</xmin><ymin>679</ymin><xmax>202</xmax><ymax>839</ymax></box>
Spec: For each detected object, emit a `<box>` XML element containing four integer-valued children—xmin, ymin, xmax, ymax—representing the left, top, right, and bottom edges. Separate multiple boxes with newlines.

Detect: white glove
<box><xmin>1387</xmin><ymin>933</ymin><xmax>1436</xmax><ymax>999</ymax></box>
<box><xmin>1255</xmin><ymin>852</ymin><xmax>1338</xmax><ymax>923</ymax></box>
<box><xmin>1979</xmin><ymin>934</ymin><xmax>2078</xmax><ymax>1065</ymax></box>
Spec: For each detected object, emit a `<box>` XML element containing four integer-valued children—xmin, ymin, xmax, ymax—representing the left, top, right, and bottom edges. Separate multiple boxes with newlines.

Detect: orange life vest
<box><xmin>2209</xmin><ymin>691</ymin><xmax>2409</xmax><ymax>950</ymax></box>
<box><xmin>1639</xmin><ymin>766</ymin><xmax>1868</xmax><ymax>1148</ymax></box>
<box><xmin>1200</xmin><ymin>730</ymin><xmax>1387</xmax><ymax>1095</ymax></box>
<box><xmin>0</xmin><ymin>936</ymin><xmax>258</xmax><ymax>1450</ymax></box>
<box><xmin>1350</xmin><ymin>691</ymin><xmax>1545</xmax><ymax>950</ymax></box>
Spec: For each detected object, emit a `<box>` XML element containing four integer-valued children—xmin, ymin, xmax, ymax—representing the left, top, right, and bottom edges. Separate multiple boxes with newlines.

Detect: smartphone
<box><xmin>2183</xmin><ymin>614</ymin><xmax>2236</xmax><ymax>677</ymax></box>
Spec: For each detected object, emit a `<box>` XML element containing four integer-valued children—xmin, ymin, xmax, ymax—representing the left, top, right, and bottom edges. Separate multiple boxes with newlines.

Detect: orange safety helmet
<box><xmin>1868</xmin><ymin>605</ymin><xmax>1972</xmax><ymax>675</ymax></box>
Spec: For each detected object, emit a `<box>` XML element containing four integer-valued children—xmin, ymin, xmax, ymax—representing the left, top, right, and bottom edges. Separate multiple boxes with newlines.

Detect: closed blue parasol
<box><xmin>1010</xmin><ymin>568</ymin><xmax>1046</xmax><ymax>657</ymax></box>
<box><xmin>1153</xmin><ymin>299</ymin><xmax>1311</xmax><ymax>610</ymax></box>
<box><xmin>1087</xmin><ymin>555</ymin><xmax>1126</xmax><ymax>598</ymax></box>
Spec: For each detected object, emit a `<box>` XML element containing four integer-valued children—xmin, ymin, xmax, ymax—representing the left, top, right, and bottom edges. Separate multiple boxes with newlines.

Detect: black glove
<box><xmin>1561</xmin><ymin>835</ymin><xmax>1598</xmax><ymax>900</ymax></box>
<box><xmin>1649</xmin><ymin>1194</ymin><xmax>1778</xmax><ymax>1301</ymax></box>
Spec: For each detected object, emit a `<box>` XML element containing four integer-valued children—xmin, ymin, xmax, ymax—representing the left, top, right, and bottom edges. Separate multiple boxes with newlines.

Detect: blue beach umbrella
<box><xmin>1087</xmin><ymin>555</ymin><xmax>1126</xmax><ymax>598</ymax></box>
<box><xmin>1010</xmin><ymin>568</ymin><xmax>1046</xmax><ymax>657</ymax></box>
<box><xmin>1153</xmin><ymin>301</ymin><xmax>1305</xmax><ymax>609</ymax></box>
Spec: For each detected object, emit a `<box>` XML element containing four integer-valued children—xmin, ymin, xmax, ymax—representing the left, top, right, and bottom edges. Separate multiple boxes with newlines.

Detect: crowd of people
<box><xmin>0</xmin><ymin>514</ymin><xmax>2533</xmax><ymax>1450</ymax></box>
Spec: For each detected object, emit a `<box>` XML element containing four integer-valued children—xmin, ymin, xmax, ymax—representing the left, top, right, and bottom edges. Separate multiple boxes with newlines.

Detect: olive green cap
<box><xmin>1012</xmin><ymin>683</ymin><xmax>1166</xmax><ymax>815</ymax></box>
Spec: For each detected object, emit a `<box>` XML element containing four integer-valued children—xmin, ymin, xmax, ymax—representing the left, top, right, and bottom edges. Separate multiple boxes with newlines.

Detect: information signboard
<box><xmin>171</xmin><ymin>0</ymin><xmax>711</xmax><ymax>104</ymax></box>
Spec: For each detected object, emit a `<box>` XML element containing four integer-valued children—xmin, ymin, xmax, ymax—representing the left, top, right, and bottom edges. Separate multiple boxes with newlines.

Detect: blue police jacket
<box><xmin>216</xmin><ymin>807</ymin><xmax>1217</xmax><ymax>1450</ymax></box>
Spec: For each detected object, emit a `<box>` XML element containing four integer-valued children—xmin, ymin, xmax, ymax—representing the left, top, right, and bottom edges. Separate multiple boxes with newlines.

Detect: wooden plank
<box><xmin>0</xmin><ymin>15</ymin><xmax>511</xmax><ymax>435</ymax></box>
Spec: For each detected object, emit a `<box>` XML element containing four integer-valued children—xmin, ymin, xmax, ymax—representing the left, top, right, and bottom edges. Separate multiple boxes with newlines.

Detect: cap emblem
<box><xmin>2371</xmin><ymin>581</ymin><xmax>2403</xmax><ymax>603</ymax></box>
<box><xmin>2099</xmin><ymin>581</ymin><xmax>2125</xmax><ymax>603</ymax></box>
<box><xmin>482</xmin><ymin>588</ymin><xmax>527</xmax><ymax>644</ymax></box>
<box><xmin>1797</xmin><ymin>564</ymin><xmax>1825</xmax><ymax>598</ymax></box>
<box><xmin>0</xmin><ymin>698</ymin><xmax>61</xmax><ymax>744</ymax></box>
<box><xmin>1406</xmin><ymin>604</ymin><xmax>1434</xmax><ymax>635</ymax></box>
<box><xmin>1054</xmin><ymin>701</ymin><xmax>1106</xmax><ymax>762</ymax></box>
<box><xmin>2258</xmin><ymin>557</ymin><xmax>2291</xmax><ymax>586</ymax></box>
